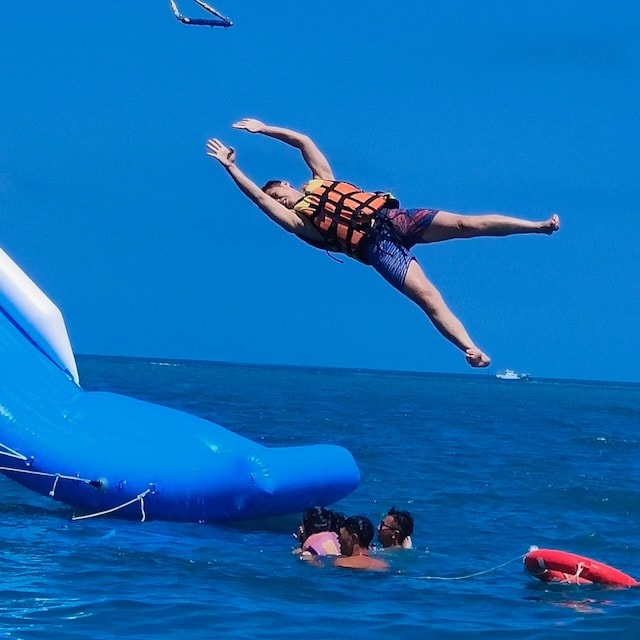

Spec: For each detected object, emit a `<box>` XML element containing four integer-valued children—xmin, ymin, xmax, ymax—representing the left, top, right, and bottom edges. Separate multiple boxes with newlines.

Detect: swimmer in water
<box><xmin>377</xmin><ymin>507</ymin><xmax>414</xmax><ymax>550</ymax></box>
<box><xmin>334</xmin><ymin>515</ymin><xmax>388</xmax><ymax>571</ymax></box>
<box><xmin>293</xmin><ymin>507</ymin><xmax>342</xmax><ymax>558</ymax></box>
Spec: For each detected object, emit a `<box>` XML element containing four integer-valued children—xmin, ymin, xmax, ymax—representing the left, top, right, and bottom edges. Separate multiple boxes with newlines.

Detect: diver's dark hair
<box><xmin>302</xmin><ymin>507</ymin><xmax>332</xmax><ymax>535</ymax></box>
<box><xmin>342</xmin><ymin>515</ymin><xmax>375</xmax><ymax>548</ymax></box>
<box><xmin>261</xmin><ymin>179</ymin><xmax>283</xmax><ymax>193</ymax></box>
<box><xmin>388</xmin><ymin>507</ymin><xmax>414</xmax><ymax>542</ymax></box>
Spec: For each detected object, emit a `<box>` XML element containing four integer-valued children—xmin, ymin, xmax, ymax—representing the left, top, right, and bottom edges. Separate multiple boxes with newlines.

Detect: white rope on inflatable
<box><xmin>0</xmin><ymin>465</ymin><xmax>95</xmax><ymax>489</ymax></box>
<box><xmin>71</xmin><ymin>489</ymin><xmax>152</xmax><ymax>523</ymax></box>
<box><xmin>1</xmin><ymin>443</ymin><xmax>154</xmax><ymax>522</ymax></box>
<box><xmin>0</xmin><ymin>442</ymin><xmax>28</xmax><ymax>461</ymax></box>
<box><xmin>0</xmin><ymin>442</ymin><xmax>98</xmax><ymax>496</ymax></box>
<box><xmin>569</xmin><ymin>561</ymin><xmax>586</xmax><ymax>583</ymax></box>
<box><xmin>417</xmin><ymin>553</ymin><xmax>526</xmax><ymax>581</ymax></box>
<box><xmin>1</xmin><ymin>440</ymin><xmax>153</xmax><ymax>522</ymax></box>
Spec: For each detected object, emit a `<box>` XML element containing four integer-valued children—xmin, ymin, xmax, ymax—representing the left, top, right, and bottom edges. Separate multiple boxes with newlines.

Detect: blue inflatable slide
<box><xmin>0</xmin><ymin>247</ymin><xmax>359</xmax><ymax>523</ymax></box>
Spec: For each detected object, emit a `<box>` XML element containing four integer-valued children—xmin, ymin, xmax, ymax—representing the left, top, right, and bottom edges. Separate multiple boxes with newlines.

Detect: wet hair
<box><xmin>342</xmin><ymin>515</ymin><xmax>375</xmax><ymax>548</ymax></box>
<box><xmin>302</xmin><ymin>507</ymin><xmax>333</xmax><ymax>535</ymax></box>
<box><xmin>261</xmin><ymin>179</ymin><xmax>283</xmax><ymax>193</ymax></box>
<box><xmin>387</xmin><ymin>507</ymin><xmax>414</xmax><ymax>543</ymax></box>
<box><xmin>329</xmin><ymin>510</ymin><xmax>345</xmax><ymax>533</ymax></box>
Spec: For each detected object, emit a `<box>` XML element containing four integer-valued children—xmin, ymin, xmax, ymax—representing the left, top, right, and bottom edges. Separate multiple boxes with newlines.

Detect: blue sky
<box><xmin>1</xmin><ymin>2</ymin><xmax>639</xmax><ymax>382</ymax></box>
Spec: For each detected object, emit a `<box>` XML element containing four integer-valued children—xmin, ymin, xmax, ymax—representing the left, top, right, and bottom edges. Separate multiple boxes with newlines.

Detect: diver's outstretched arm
<box><xmin>206</xmin><ymin>138</ymin><xmax>304</xmax><ymax>233</ymax></box>
<box><xmin>232</xmin><ymin>118</ymin><xmax>334</xmax><ymax>180</ymax></box>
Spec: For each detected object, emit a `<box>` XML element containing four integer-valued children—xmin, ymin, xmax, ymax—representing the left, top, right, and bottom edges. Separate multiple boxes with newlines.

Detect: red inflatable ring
<box><xmin>524</xmin><ymin>547</ymin><xmax>639</xmax><ymax>587</ymax></box>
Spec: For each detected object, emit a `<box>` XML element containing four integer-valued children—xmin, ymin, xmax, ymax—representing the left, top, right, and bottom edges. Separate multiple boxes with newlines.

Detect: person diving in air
<box><xmin>206</xmin><ymin>119</ymin><xmax>560</xmax><ymax>369</ymax></box>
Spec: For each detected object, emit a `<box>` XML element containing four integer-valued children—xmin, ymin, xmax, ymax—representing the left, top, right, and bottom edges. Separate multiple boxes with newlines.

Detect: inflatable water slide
<box><xmin>0</xmin><ymin>247</ymin><xmax>359</xmax><ymax>523</ymax></box>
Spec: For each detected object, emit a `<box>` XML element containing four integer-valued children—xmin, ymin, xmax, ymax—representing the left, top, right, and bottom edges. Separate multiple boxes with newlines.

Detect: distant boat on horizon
<box><xmin>496</xmin><ymin>369</ymin><xmax>530</xmax><ymax>380</ymax></box>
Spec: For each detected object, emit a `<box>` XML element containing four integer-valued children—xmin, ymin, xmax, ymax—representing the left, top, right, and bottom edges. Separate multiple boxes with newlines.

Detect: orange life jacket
<box><xmin>293</xmin><ymin>180</ymin><xmax>392</xmax><ymax>259</ymax></box>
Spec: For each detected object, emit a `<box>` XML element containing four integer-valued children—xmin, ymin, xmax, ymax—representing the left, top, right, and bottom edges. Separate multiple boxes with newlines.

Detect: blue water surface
<box><xmin>2</xmin><ymin>356</ymin><xmax>640</xmax><ymax>639</ymax></box>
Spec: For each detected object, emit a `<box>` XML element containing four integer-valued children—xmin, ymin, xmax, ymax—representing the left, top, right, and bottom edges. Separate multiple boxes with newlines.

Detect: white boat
<box><xmin>496</xmin><ymin>369</ymin><xmax>530</xmax><ymax>380</ymax></box>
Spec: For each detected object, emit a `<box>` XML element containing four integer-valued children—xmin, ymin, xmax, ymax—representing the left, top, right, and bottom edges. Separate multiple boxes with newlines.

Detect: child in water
<box><xmin>293</xmin><ymin>507</ymin><xmax>343</xmax><ymax>558</ymax></box>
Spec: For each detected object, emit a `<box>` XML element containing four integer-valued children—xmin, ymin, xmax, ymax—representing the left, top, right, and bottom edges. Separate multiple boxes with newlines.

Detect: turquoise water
<box><xmin>2</xmin><ymin>356</ymin><xmax>640</xmax><ymax>638</ymax></box>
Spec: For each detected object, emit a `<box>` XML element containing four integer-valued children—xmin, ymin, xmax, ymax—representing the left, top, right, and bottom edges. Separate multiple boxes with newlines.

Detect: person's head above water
<box><xmin>295</xmin><ymin>506</ymin><xmax>342</xmax><ymax>545</ymax></box>
<box><xmin>301</xmin><ymin>506</ymin><xmax>333</xmax><ymax>537</ymax></box>
<box><xmin>377</xmin><ymin>507</ymin><xmax>414</xmax><ymax>549</ymax></box>
<box><xmin>339</xmin><ymin>515</ymin><xmax>375</xmax><ymax>555</ymax></box>
<box><xmin>261</xmin><ymin>180</ymin><xmax>303</xmax><ymax>209</ymax></box>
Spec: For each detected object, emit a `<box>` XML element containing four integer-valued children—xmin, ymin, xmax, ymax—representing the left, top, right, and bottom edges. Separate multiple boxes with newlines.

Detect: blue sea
<box><xmin>2</xmin><ymin>355</ymin><xmax>640</xmax><ymax>639</ymax></box>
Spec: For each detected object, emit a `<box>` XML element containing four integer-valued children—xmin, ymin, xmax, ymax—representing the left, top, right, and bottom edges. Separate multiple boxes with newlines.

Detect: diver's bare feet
<box><xmin>465</xmin><ymin>348</ymin><xmax>491</xmax><ymax>368</ymax></box>
<box><xmin>540</xmin><ymin>213</ymin><xmax>560</xmax><ymax>235</ymax></box>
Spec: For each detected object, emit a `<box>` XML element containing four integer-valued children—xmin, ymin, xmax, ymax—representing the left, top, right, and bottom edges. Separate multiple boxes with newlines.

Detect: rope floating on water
<box><xmin>417</xmin><ymin>553</ymin><xmax>526</xmax><ymax>581</ymax></box>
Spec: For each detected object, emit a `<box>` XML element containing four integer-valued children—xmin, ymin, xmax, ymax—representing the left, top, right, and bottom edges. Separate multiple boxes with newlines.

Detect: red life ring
<box><xmin>524</xmin><ymin>548</ymin><xmax>639</xmax><ymax>587</ymax></box>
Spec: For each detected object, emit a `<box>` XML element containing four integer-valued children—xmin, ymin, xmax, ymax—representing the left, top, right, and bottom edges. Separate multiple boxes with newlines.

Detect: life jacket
<box><xmin>293</xmin><ymin>180</ymin><xmax>395</xmax><ymax>259</ymax></box>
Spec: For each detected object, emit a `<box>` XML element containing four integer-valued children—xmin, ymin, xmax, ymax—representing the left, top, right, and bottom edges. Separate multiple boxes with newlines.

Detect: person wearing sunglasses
<box><xmin>378</xmin><ymin>507</ymin><xmax>414</xmax><ymax>550</ymax></box>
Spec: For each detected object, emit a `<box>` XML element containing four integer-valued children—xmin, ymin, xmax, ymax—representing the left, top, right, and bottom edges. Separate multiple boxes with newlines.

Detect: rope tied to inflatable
<box><xmin>0</xmin><ymin>465</ymin><xmax>97</xmax><ymax>492</ymax></box>
<box><xmin>71</xmin><ymin>489</ymin><xmax>152</xmax><ymax>523</ymax></box>
<box><xmin>417</xmin><ymin>553</ymin><xmax>526</xmax><ymax>581</ymax></box>
<box><xmin>568</xmin><ymin>561</ymin><xmax>586</xmax><ymax>583</ymax></box>
<box><xmin>0</xmin><ymin>442</ymin><xmax>28</xmax><ymax>461</ymax></box>
<box><xmin>0</xmin><ymin>441</ymin><xmax>104</xmax><ymax>497</ymax></box>
<box><xmin>1</xmin><ymin>445</ymin><xmax>154</xmax><ymax>522</ymax></box>
<box><xmin>50</xmin><ymin>473</ymin><xmax>60</xmax><ymax>496</ymax></box>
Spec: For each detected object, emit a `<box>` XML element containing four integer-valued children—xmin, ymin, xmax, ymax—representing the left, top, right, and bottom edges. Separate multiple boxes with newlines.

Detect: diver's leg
<box><xmin>364</xmin><ymin>229</ymin><xmax>490</xmax><ymax>368</ymax></box>
<box><xmin>400</xmin><ymin>260</ymin><xmax>491</xmax><ymax>368</ymax></box>
<box><xmin>419</xmin><ymin>211</ymin><xmax>560</xmax><ymax>243</ymax></box>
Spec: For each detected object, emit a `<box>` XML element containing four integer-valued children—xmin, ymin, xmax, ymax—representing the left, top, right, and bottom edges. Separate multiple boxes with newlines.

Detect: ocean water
<box><xmin>1</xmin><ymin>355</ymin><xmax>640</xmax><ymax>639</ymax></box>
